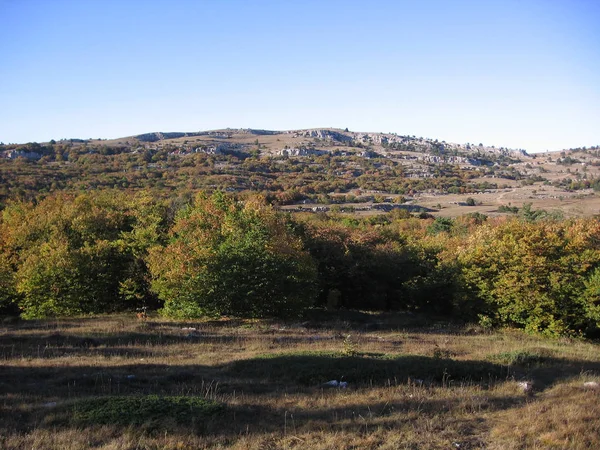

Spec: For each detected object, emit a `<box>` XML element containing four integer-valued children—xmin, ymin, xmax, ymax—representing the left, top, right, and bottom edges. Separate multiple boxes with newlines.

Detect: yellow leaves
<box><xmin>456</xmin><ymin>217</ymin><xmax>600</xmax><ymax>335</ymax></box>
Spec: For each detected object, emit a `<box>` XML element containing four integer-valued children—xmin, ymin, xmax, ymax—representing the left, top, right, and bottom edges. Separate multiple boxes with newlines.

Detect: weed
<box><xmin>342</xmin><ymin>334</ymin><xmax>357</xmax><ymax>356</ymax></box>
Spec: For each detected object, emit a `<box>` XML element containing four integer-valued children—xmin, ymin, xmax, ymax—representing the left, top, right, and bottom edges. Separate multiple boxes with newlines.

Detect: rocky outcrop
<box><xmin>3</xmin><ymin>150</ymin><xmax>41</xmax><ymax>160</ymax></box>
<box><xmin>134</xmin><ymin>128</ymin><xmax>530</xmax><ymax>158</ymax></box>
<box><xmin>192</xmin><ymin>143</ymin><xmax>244</xmax><ymax>155</ymax></box>
<box><xmin>360</xmin><ymin>150</ymin><xmax>380</xmax><ymax>158</ymax></box>
<box><xmin>136</xmin><ymin>132</ymin><xmax>187</xmax><ymax>142</ymax></box>
<box><xmin>291</xmin><ymin>129</ymin><xmax>353</xmax><ymax>143</ymax></box>
<box><xmin>418</xmin><ymin>155</ymin><xmax>485</xmax><ymax>165</ymax></box>
<box><xmin>278</xmin><ymin>147</ymin><xmax>327</xmax><ymax>157</ymax></box>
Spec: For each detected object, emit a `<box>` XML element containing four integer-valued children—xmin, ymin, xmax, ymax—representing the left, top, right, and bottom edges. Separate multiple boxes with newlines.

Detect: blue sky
<box><xmin>1</xmin><ymin>0</ymin><xmax>598</xmax><ymax>152</ymax></box>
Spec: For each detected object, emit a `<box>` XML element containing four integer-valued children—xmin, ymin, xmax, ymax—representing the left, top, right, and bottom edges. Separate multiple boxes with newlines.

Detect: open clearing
<box><xmin>2</xmin><ymin>313</ymin><xmax>600</xmax><ymax>449</ymax></box>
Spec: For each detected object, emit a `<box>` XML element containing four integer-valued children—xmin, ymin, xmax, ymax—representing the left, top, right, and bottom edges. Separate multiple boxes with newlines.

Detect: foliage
<box><xmin>1</xmin><ymin>188</ymin><xmax>600</xmax><ymax>338</ymax></box>
<box><xmin>301</xmin><ymin>218</ymin><xmax>448</xmax><ymax>312</ymax></box>
<box><xmin>497</xmin><ymin>204</ymin><xmax>519</xmax><ymax>214</ymax></box>
<box><xmin>579</xmin><ymin>267</ymin><xmax>600</xmax><ymax>333</ymax></box>
<box><xmin>457</xmin><ymin>219</ymin><xmax>600</xmax><ymax>336</ymax></box>
<box><xmin>148</xmin><ymin>192</ymin><xmax>317</xmax><ymax>318</ymax></box>
<box><xmin>518</xmin><ymin>202</ymin><xmax>563</xmax><ymax>222</ymax></box>
<box><xmin>427</xmin><ymin>217</ymin><xmax>454</xmax><ymax>235</ymax></box>
<box><xmin>0</xmin><ymin>192</ymin><xmax>165</xmax><ymax>318</ymax></box>
<box><xmin>0</xmin><ymin>251</ymin><xmax>17</xmax><ymax>314</ymax></box>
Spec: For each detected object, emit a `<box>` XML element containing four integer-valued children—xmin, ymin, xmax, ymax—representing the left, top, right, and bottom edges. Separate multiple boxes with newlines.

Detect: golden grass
<box><xmin>1</xmin><ymin>313</ymin><xmax>599</xmax><ymax>449</ymax></box>
<box><xmin>489</xmin><ymin>381</ymin><xmax>600</xmax><ymax>449</ymax></box>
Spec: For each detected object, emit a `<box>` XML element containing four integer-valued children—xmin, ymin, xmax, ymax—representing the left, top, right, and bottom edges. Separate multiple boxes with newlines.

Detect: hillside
<box><xmin>1</xmin><ymin>128</ymin><xmax>599</xmax><ymax>218</ymax></box>
<box><xmin>3</xmin><ymin>130</ymin><xmax>600</xmax><ymax>449</ymax></box>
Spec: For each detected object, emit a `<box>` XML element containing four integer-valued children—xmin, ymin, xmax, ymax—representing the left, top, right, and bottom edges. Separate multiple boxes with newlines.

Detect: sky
<box><xmin>0</xmin><ymin>0</ymin><xmax>598</xmax><ymax>152</ymax></box>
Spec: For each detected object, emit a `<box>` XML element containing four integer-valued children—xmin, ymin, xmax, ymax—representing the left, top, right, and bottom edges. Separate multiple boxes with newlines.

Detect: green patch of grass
<box><xmin>486</xmin><ymin>349</ymin><xmax>553</xmax><ymax>367</ymax></box>
<box><xmin>224</xmin><ymin>351</ymin><xmax>509</xmax><ymax>386</ymax></box>
<box><xmin>67</xmin><ymin>395</ymin><xmax>223</xmax><ymax>428</ymax></box>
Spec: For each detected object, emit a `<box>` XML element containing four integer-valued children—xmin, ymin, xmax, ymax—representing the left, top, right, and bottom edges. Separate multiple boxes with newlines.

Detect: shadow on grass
<box><xmin>4</xmin><ymin>351</ymin><xmax>597</xmax><ymax>399</ymax></box>
<box><xmin>222</xmin><ymin>393</ymin><xmax>524</xmax><ymax>438</ymax></box>
<box><xmin>10</xmin><ymin>389</ymin><xmax>526</xmax><ymax>442</ymax></box>
<box><xmin>0</xmin><ymin>331</ymin><xmax>249</xmax><ymax>360</ymax></box>
<box><xmin>0</xmin><ymin>363</ymin><xmax>224</xmax><ymax>399</ymax></box>
<box><xmin>299</xmin><ymin>309</ymin><xmax>472</xmax><ymax>333</ymax></box>
<box><xmin>224</xmin><ymin>352</ymin><xmax>512</xmax><ymax>386</ymax></box>
<box><xmin>1</xmin><ymin>351</ymin><xmax>600</xmax><ymax>438</ymax></box>
<box><xmin>1</xmin><ymin>317</ymin><xmax>600</xmax><ymax>441</ymax></box>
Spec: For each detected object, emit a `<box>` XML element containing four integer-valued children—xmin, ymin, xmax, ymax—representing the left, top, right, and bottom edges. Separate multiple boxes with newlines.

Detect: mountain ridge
<box><xmin>128</xmin><ymin>127</ymin><xmax>530</xmax><ymax>159</ymax></box>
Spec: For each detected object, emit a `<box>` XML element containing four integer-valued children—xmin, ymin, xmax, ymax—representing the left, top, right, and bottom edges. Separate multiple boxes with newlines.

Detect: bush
<box><xmin>0</xmin><ymin>251</ymin><xmax>17</xmax><ymax>315</ymax></box>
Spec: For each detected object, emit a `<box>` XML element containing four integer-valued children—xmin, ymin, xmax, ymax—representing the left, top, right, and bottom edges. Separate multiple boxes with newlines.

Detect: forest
<box><xmin>1</xmin><ymin>189</ymin><xmax>600</xmax><ymax>338</ymax></box>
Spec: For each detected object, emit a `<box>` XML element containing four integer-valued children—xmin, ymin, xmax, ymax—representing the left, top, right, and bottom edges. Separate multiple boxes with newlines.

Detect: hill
<box><xmin>0</xmin><ymin>128</ymin><xmax>599</xmax><ymax>218</ymax></box>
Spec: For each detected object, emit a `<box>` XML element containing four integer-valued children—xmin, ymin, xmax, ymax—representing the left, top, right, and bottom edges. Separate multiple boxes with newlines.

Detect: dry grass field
<box><xmin>2</xmin><ymin>312</ymin><xmax>600</xmax><ymax>449</ymax></box>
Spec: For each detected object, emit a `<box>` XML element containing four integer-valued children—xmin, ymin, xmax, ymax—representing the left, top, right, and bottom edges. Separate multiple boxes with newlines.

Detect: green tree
<box><xmin>148</xmin><ymin>192</ymin><xmax>317</xmax><ymax>318</ymax></box>
<box><xmin>0</xmin><ymin>250</ymin><xmax>17</xmax><ymax>314</ymax></box>
<box><xmin>427</xmin><ymin>217</ymin><xmax>454</xmax><ymax>235</ymax></box>
<box><xmin>457</xmin><ymin>219</ymin><xmax>600</xmax><ymax>336</ymax></box>
<box><xmin>1</xmin><ymin>192</ymin><xmax>154</xmax><ymax>318</ymax></box>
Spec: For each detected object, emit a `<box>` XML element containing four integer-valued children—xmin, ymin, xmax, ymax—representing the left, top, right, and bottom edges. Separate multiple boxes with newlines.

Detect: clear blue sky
<box><xmin>1</xmin><ymin>0</ymin><xmax>598</xmax><ymax>152</ymax></box>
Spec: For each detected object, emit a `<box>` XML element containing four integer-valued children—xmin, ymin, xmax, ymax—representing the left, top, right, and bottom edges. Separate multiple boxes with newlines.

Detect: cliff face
<box><xmin>282</xmin><ymin>128</ymin><xmax>528</xmax><ymax>158</ymax></box>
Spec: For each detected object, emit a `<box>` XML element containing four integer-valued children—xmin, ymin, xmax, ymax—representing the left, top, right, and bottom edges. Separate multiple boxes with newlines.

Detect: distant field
<box><xmin>2</xmin><ymin>313</ymin><xmax>600</xmax><ymax>449</ymax></box>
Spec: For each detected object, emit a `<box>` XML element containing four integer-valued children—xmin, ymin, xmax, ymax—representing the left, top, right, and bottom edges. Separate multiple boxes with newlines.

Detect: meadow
<box><xmin>2</xmin><ymin>312</ymin><xmax>600</xmax><ymax>449</ymax></box>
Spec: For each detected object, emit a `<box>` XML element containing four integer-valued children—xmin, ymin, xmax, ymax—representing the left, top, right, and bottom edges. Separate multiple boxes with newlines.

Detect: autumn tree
<box><xmin>457</xmin><ymin>218</ymin><xmax>600</xmax><ymax>336</ymax></box>
<box><xmin>1</xmin><ymin>191</ymin><xmax>163</xmax><ymax>318</ymax></box>
<box><xmin>147</xmin><ymin>192</ymin><xmax>317</xmax><ymax>318</ymax></box>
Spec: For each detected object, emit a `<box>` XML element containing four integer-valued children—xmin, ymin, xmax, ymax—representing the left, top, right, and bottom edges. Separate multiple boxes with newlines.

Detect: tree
<box><xmin>457</xmin><ymin>219</ymin><xmax>600</xmax><ymax>336</ymax></box>
<box><xmin>427</xmin><ymin>217</ymin><xmax>454</xmax><ymax>235</ymax></box>
<box><xmin>0</xmin><ymin>250</ymin><xmax>17</xmax><ymax>315</ymax></box>
<box><xmin>1</xmin><ymin>192</ymin><xmax>157</xmax><ymax>318</ymax></box>
<box><xmin>148</xmin><ymin>192</ymin><xmax>317</xmax><ymax>318</ymax></box>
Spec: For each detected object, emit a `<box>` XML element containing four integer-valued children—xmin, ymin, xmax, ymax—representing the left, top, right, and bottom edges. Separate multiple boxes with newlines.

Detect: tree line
<box><xmin>1</xmin><ymin>190</ymin><xmax>599</xmax><ymax>337</ymax></box>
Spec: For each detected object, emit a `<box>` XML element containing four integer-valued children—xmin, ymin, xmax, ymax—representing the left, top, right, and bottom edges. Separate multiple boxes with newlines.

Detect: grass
<box><xmin>69</xmin><ymin>395</ymin><xmax>223</xmax><ymax>428</ymax></box>
<box><xmin>225</xmin><ymin>351</ymin><xmax>510</xmax><ymax>385</ymax></box>
<box><xmin>486</xmin><ymin>349</ymin><xmax>554</xmax><ymax>367</ymax></box>
<box><xmin>1</xmin><ymin>312</ymin><xmax>600</xmax><ymax>449</ymax></box>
